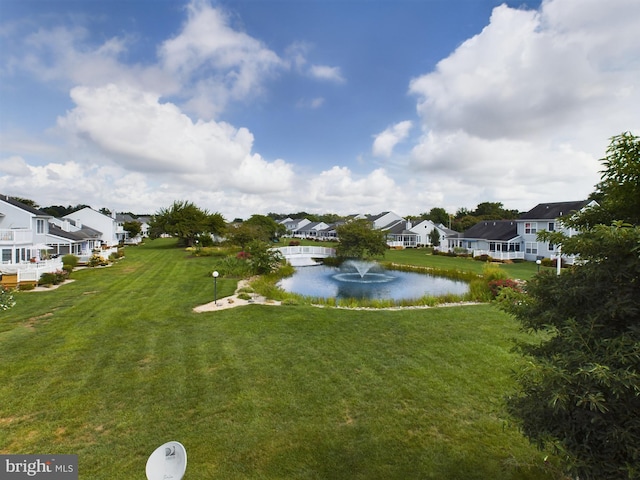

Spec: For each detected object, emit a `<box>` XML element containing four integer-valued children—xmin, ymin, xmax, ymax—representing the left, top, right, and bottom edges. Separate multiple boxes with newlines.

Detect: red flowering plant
<box><xmin>488</xmin><ymin>278</ymin><xmax>522</xmax><ymax>298</ymax></box>
<box><xmin>236</xmin><ymin>251</ymin><xmax>251</xmax><ymax>260</ymax></box>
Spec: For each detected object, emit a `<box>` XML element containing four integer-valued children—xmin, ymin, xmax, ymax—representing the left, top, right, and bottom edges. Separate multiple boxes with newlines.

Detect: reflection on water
<box><xmin>278</xmin><ymin>264</ymin><xmax>468</xmax><ymax>301</ymax></box>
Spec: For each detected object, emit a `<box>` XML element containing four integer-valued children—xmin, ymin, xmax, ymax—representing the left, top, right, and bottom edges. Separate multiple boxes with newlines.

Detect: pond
<box><xmin>277</xmin><ymin>261</ymin><xmax>469</xmax><ymax>301</ymax></box>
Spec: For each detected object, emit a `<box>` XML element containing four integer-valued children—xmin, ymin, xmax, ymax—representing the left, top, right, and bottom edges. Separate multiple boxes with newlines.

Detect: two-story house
<box><xmin>0</xmin><ymin>194</ymin><xmax>63</xmax><ymax>286</ymax></box>
<box><xmin>518</xmin><ymin>200</ymin><xmax>597</xmax><ymax>263</ymax></box>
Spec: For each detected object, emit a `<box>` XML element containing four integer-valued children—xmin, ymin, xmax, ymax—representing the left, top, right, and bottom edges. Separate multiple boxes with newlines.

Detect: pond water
<box><xmin>277</xmin><ymin>262</ymin><xmax>469</xmax><ymax>301</ymax></box>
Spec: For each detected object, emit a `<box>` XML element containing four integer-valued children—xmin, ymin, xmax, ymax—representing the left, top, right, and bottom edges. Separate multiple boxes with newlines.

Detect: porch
<box><xmin>0</xmin><ymin>258</ymin><xmax>64</xmax><ymax>287</ymax></box>
<box><xmin>473</xmin><ymin>250</ymin><xmax>525</xmax><ymax>260</ymax></box>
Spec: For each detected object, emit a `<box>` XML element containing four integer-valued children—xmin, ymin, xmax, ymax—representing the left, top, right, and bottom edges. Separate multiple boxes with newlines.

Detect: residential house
<box><xmin>63</xmin><ymin>207</ymin><xmax>119</xmax><ymax>248</ymax></box>
<box><xmin>115</xmin><ymin>213</ymin><xmax>148</xmax><ymax>244</ymax></box>
<box><xmin>0</xmin><ymin>194</ymin><xmax>63</xmax><ymax>286</ymax></box>
<box><xmin>294</xmin><ymin>221</ymin><xmax>330</xmax><ymax>240</ymax></box>
<box><xmin>448</xmin><ymin>220</ymin><xmax>523</xmax><ymax>260</ymax></box>
<box><xmin>409</xmin><ymin>220</ymin><xmax>455</xmax><ymax>247</ymax></box>
<box><xmin>518</xmin><ymin>200</ymin><xmax>596</xmax><ymax>262</ymax></box>
<box><xmin>47</xmin><ymin>218</ymin><xmax>103</xmax><ymax>262</ymax></box>
<box><xmin>279</xmin><ymin>217</ymin><xmax>312</xmax><ymax>237</ymax></box>
<box><xmin>386</xmin><ymin>221</ymin><xmax>418</xmax><ymax>248</ymax></box>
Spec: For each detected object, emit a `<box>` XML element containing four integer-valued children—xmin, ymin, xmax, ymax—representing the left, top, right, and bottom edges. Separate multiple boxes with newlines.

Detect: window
<box><xmin>36</xmin><ymin>219</ymin><xmax>46</xmax><ymax>234</ymax></box>
<box><xmin>2</xmin><ymin>249</ymin><xmax>11</xmax><ymax>263</ymax></box>
<box><xmin>549</xmin><ymin>243</ymin><xmax>555</xmax><ymax>251</ymax></box>
<box><xmin>526</xmin><ymin>242</ymin><xmax>538</xmax><ymax>255</ymax></box>
<box><xmin>489</xmin><ymin>242</ymin><xmax>496</xmax><ymax>252</ymax></box>
<box><xmin>525</xmin><ymin>222</ymin><xmax>537</xmax><ymax>234</ymax></box>
<box><xmin>548</xmin><ymin>222</ymin><xmax>555</xmax><ymax>231</ymax></box>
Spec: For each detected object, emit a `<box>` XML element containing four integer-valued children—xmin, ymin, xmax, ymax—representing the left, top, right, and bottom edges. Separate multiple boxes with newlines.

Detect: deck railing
<box><xmin>0</xmin><ymin>229</ymin><xmax>33</xmax><ymax>243</ymax></box>
<box><xmin>473</xmin><ymin>250</ymin><xmax>525</xmax><ymax>260</ymax></box>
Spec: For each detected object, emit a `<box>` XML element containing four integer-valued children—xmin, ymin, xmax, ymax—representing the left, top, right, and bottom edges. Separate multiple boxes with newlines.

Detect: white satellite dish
<box><xmin>145</xmin><ymin>441</ymin><xmax>187</xmax><ymax>480</ymax></box>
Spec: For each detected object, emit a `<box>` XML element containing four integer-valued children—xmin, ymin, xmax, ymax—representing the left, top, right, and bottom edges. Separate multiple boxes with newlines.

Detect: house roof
<box><xmin>386</xmin><ymin>222</ymin><xmax>415</xmax><ymax>235</ymax></box>
<box><xmin>519</xmin><ymin>200</ymin><xmax>591</xmax><ymax>220</ymax></box>
<box><xmin>48</xmin><ymin>223</ymin><xmax>102</xmax><ymax>241</ymax></box>
<box><xmin>463</xmin><ymin>220</ymin><xmax>518</xmax><ymax>241</ymax></box>
<box><xmin>0</xmin><ymin>194</ymin><xmax>52</xmax><ymax>217</ymax></box>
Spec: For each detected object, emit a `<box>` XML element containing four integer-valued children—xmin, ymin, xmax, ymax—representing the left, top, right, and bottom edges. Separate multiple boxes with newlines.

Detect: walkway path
<box><xmin>193</xmin><ymin>279</ymin><xmax>281</xmax><ymax>312</ymax></box>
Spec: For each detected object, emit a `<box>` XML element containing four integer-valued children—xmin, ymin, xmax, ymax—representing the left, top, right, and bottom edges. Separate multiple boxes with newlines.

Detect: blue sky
<box><xmin>1</xmin><ymin>0</ymin><xmax>638</xmax><ymax>219</ymax></box>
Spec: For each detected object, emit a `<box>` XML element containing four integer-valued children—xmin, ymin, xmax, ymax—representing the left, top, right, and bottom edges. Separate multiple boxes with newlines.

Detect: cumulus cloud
<box><xmin>159</xmin><ymin>0</ymin><xmax>286</xmax><ymax>117</ymax></box>
<box><xmin>0</xmin><ymin>156</ymin><xmax>31</xmax><ymax>176</ymax></box>
<box><xmin>308</xmin><ymin>64</ymin><xmax>345</xmax><ymax>83</ymax></box>
<box><xmin>372</xmin><ymin>121</ymin><xmax>413</xmax><ymax>157</ymax></box>
<box><xmin>55</xmin><ymin>83</ymin><xmax>294</xmax><ymax>195</ymax></box>
<box><xmin>407</xmin><ymin>0</ymin><xmax>640</xmax><ymax>210</ymax></box>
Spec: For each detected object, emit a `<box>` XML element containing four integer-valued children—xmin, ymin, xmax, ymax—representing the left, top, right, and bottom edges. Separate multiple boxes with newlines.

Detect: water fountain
<box><xmin>333</xmin><ymin>259</ymin><xmax>396</xmax><ymax>284</ymax></box>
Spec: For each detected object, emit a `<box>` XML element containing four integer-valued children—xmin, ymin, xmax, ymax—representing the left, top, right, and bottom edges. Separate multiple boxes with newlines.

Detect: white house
<box><xmin>63</xmin><ymin>207</ymin><xmax>119</xmax><ymax>248</ymax></box>
<box><xmin>47</xmin><ymin>218</ymin><xmax>103</xmax><ymax>261</ymax></box>
<box><xmin>0</xmin><ymin>194</ymin><xmax>63</xmax><ymax>286</ymax></box>
<box><xmin>517</xmin><ymin>200</ymin><xmax>596</xmax><ymax>262</ymax></box>
<box><xmin>409</xmin><ymin>220</ymin><xmax>453</xmax><ymax>247</ymax></box>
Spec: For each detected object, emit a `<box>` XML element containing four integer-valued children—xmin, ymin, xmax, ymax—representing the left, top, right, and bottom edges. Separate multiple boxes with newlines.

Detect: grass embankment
<box><xmin>0</xmin><ymin>239</ymin><xmax>561</xmax><ymax>479</ymax></box>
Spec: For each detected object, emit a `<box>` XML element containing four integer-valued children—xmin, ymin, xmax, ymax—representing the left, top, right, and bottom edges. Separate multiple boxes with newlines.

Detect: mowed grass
<box><xmin>0</xmin><ymin>239</ymin><xmax>560</xmax><ymax>479</ymax></box>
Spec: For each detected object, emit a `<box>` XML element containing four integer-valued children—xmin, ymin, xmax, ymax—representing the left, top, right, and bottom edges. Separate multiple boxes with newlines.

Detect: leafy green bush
<box><xmin>62</xmin><ymin>254</ymin><xmax>79</xmax><ymax>269</ymax></box>
<box><xmin>38</xmin><ymin>270</ymin><xmax>68</xmax><ymax>286</ymax></box>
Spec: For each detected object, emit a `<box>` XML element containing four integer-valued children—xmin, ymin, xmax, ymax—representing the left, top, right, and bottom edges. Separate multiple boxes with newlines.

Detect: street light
<box><xmin>536</xmin><ymin>259</ymin><xmax>542</xmax><ymax>273</ymax></box>
<box><xmin>212</xmin><ymin>271</ymin><xmax>219</xmax><ymax>305</ymax></box>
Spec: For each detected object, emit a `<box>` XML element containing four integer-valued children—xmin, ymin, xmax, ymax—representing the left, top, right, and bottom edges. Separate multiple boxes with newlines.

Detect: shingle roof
<box><xmin>463</xmin><ymin>220</ymin><xmax>518</xmax><ymax>241</ymax></box>
<box><xmin>0</xmin><ymin>194</ymin><xmax>52</xmax><ymax>217</ymax></box>
<box><xmin>519</xmin><ymin>200</ymin><xmax>590</xmax><ymax>220</ymax></box>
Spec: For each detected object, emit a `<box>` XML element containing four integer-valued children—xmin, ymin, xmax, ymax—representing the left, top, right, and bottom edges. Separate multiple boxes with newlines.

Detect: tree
<box><xmin>428</xmin><ymin>228</ymin><xmax>441</xmax><ymax>247</ymax></box>
<box><xmin>122</xmin><ymin>221</ymin><xmax>142</xmax><ymax>239</ymax></box>
<box><xmin>335</xmin><ymin>219</ymin><xmax>387</xmax><ymax>259</ymax></box>
<box><xmin>574</xmin><ymin>132</ymin><xmax>640</xmax><ymax>228</ymax></box>
<box><xmin>498</xmin><ymin>133</ymin><xmax>640</xmax><ymax>479</ymax></box>
<box><xmin>244</xmin><ymin>214</ymin><xmax>286</xmax><ymax>241</ymax></box>
<box><xmin>424</xmin><ymin>207</ymin><xmax>450</xmax><ymax>226</ymax></box>
<box><xmin>149</xmin><ymin>200</ymin><xmax>224</xmax><ymax>247</ymax></box>
<box><xmin>227</xmin><ymin>223</ymin><xmax>262</xmax><ymax>250</ymax></box>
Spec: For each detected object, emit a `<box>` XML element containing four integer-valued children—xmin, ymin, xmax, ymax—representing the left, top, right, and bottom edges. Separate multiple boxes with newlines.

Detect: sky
<box><xmin>1</xmin><ymin>0</ymin><xmax>638</xmax><ymax>221</ymax></box>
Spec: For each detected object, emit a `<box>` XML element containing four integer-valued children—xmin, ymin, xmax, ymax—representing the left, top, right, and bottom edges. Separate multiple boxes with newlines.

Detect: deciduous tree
<box><xmin>335</xmin><ymin>219</ymin><xmax>387</xmax><ymax>259</ymax></box>
<box><xmin>498</xmin><ymin>132</ymin><xmax>640</xmax><ymax>479</ymax></box>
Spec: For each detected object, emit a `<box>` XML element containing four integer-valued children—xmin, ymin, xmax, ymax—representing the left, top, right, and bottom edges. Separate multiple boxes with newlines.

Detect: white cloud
<box><xmin>158</xmin><ymin>0</ymin><xmax>286</xmax><ymax>117</ymax></box>
<box><xmin>0</xmin><ymin>156</ymin><xmax>31</xmax><ymax>176</ymax></box>
<box><xmin>308</xmin><ymin>64</ymin><xmax>345</xmax><ymax>83</ymax></box>
<box><xmin>406</xmin><ymin>0</ymin><xmax>640</xmax><ymax>211</ymax></box>
<box><xmin>55</xmin><ymin>83</ymin><xmax>294</xmax><ymax>196</ymax></box>
<box><xmin>372</xmin><ymin>121</ymin><xmax>413</xmax><ymax>157</ymax></box>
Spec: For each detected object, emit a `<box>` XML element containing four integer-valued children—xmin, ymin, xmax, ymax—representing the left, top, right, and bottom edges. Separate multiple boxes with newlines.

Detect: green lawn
<box><xmin>0</xmin><ymin>239</ymin><xmax>561</xmax><ymax>479</ymax></box>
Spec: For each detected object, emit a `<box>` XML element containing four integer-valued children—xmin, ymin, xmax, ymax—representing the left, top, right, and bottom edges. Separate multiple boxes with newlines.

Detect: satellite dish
<box><xmin>145</xmin><ymin>441</ymin><xmax>187</xmax><ymax>480</ymax></box>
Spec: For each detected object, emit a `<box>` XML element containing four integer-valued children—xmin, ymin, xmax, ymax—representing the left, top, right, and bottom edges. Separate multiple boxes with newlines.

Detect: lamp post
<box><xmin>536</xmin><ymin>259</ymin><xmax>541</xmax><ymax>273</ymax></box>
<box><xmin>212</xmin><ymin>271</ymin><xmax>219</xmax><ymax>305</ymax></box>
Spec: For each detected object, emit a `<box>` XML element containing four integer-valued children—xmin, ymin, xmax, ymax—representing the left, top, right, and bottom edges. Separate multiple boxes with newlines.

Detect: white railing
<box><xmin>473</xmin><ymin>250</ymin><xmax>525</xmax><ymax>260</ymax></box>
<box><xmin>274</xmin><ymin>246</ymin><xmax>336</xmax><ymax>258</ymax></box>
<box><xmin>0</xmin><ymin>258</ymin><xmax>64</xmax><ymax>282</ymax></box>
<box><xmin>0</xmin><ymin>229</ymin><xmax>33</xmax><ymax>243</ymax></box>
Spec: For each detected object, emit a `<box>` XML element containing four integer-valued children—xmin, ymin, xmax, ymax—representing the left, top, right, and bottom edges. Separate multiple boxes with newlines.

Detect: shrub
<box><xmin>288</xmin><ymin>240</ymin><xmax>301</xmax><ymax>246</ymax></box>
<box><xmin>62</xmin><ymin>254</ymin><xmax>79</xmax><ymax>269</ymax></box>
<box><xmin>488</xmin><ymin>278</ymin><xmax>522</xmax><ymax>298</ymax></box>
<box><xmin>88</xmin><ymin>254</ymin><xmax>109</xmax><ymax>267</ymax></box>
<box><xmin>474</xmin><ymin>254</ymin><xmax>492</xmax><ymax>262</ymax></box>
<box><xmin>38</xmin><ymin>271</ymin><xmax>67</xmax><ymax>286</ymax></box>
<box><xmin>0</xmin><ymin>286</ymin><xmax>16</xmax><ymax>310</ymax></box>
